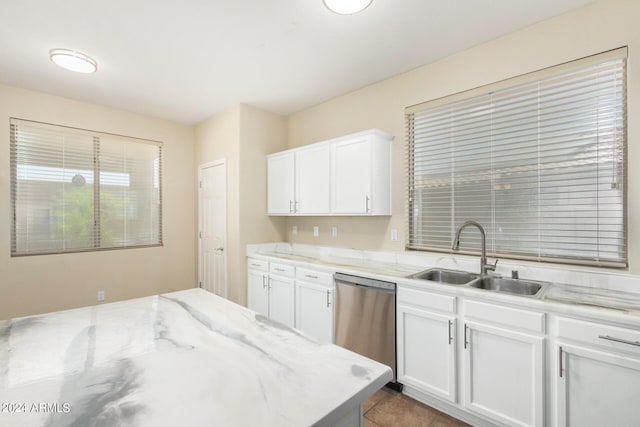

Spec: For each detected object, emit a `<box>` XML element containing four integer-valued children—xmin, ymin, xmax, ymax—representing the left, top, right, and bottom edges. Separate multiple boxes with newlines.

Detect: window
<box><xmin>10</xmin><ymin>119</ymin><xmax>163</xmax><ymax>256</ymax></box>
<box><xmin>406</xmin><ymin>48</ymin><xmax>627</xmax><ymax>267</ymax></box>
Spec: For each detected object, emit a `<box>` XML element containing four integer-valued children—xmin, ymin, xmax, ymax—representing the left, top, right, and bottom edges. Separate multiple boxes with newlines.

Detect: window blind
<box><xmin>406</xmin><ymin>48</ymin><xmax>627</xmax><ymax>268</ymax></box>
<box><xmin>10</xmin><ymin>119</ymin><xmax>163</xmax><ymax>256</ymax></box>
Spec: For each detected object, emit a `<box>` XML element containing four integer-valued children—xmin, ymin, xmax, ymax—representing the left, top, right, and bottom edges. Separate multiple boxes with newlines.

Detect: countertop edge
<box><xmin>248</xmin><ymin>252</ymin><xmax>640</xmax><ymax>327</ymax></box>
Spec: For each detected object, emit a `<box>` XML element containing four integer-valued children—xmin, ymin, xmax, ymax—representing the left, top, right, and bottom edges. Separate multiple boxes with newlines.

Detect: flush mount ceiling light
<box><xmin>49</xmin><ymin>49</ymin><xmax>97</xmax><ymax>73</ymax></box>
<box><xmin>323</xmin><ymin>0</ymin><xmax>372</xmax><ymax>15</ymax></box>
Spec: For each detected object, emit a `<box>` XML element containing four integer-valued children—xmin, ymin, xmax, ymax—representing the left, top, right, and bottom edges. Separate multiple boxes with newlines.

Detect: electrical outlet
<box><xmin>313</xmin><ymin>226</ymin><xmax>319</xmax><ymax>237</ymax></box>
<box><xmin>332</xmin><ymin>226</ymin><xmax>338</xmax><ymax>238</ymax></box>
<box><xmin>97</xmin><ymin>291</ymin><xmax>105</xmax><ymax>301</ymax></box>
<box><xmin>292</xmin><ymin>225</ymin><xmax>298</xmax><ymax>235</ymax></box>
<box><xmin>391</xmin><ymin>229</ymin><xmax>398</xmax><ymax>241</ymax></box>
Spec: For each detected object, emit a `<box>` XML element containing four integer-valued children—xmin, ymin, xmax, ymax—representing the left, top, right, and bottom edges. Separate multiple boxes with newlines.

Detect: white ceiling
<box><xmin>0</xmin><ymin>0</ymin><xmax>595</xmax><ymax>124</ymax></box>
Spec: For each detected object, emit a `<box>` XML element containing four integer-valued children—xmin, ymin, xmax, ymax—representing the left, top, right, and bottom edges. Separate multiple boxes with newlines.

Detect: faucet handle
<box><xmin>485</xmin><ymin>259</ymin><xmax>498</xmax><ymax>272</ymax></box>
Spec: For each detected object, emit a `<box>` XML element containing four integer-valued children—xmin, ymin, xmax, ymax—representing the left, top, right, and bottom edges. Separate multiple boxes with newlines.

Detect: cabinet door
<box><xmin>397</xmin><ymin>304</ymin><xmax>457</xmax><ymax>402</ymax></box>
<box><xmin>268</xmin><ymin>275</ymin><xmax>295</xmax><ymax>328</ymax></box>
<box><xmin>295</xmin><ymin>143</ymin><xmax>331</xmax><ymax>214</ymax></box>
<box><xmin>267</xmin><ymin>152</ymin><xmax>295</xmax><ymax>215</ymax></box>
<box><xmin>331</xmin><ymin>137</ymin><xmax>372</xmax><ymax>214</ymax></box>
<box><xmin>247</xmin><ymin>270</ymin><xmax>269</xmax><ymax>317</ymax></box>
<box><xmin>295</xmin><ymin>281</ymin><xmax>334</xmax><ymax>343</ymax></box>
<box><xmin>464</xmin><ymin>321</ymin><xmax>544</xmax><ymax>427</ymax></box>
<box><xmin>556</xmin><ymin>343</ymin><xmax>640</xmax><ymax>427</ymax></box>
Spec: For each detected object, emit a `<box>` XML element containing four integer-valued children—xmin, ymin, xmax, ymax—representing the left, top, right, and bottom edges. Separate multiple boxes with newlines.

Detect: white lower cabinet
<box><xmin>247</xmin><ymin>259</ymin><xmax>295</xmax><ymax>328</ymax></box>
<box><xmin>247</xmin><ymin>261</ymin><xmax>269</xmax><ymax>317</ymax></box>
<box><xmin>268</xmin><ymin>275</ymin><xmax>295</xmax><ymax>328</ymax></box>
<box><xmin>397</xmin><ymin>284</ymin><xmax>545</xmax><ymax>427</ymax></box>
<box><xmin>556</xmin><ymin>343</ymin><xmax>640</xmax><ymax>427</ymax></box>
<box><xmin>463</xmin><ymin>300</ymin><xmax>545</xmax><ymax>427</ymax></box>
<box><xmin>295</xmin><ymin>267</ymin><xmax>335</xmax><ymax>343</ymax></box>
<box><xmin>397</xmin><ymin>287</ymin><xmax>457</xmax><ymax>403</ymax></box>
<box><xmin>555</xmin><ymin>316</ymin><xmax>640</xmax><ymax>427</ymax></box>
<box><xmin>463</xmin><ymin>321</ymin><xmax>544</xmax><ymax>427</ymax></box>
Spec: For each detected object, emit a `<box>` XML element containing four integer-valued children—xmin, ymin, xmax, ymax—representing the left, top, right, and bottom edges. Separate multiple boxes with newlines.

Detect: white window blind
<box><xmin>406</xmin><ymin>48</ymin><xmax>627</xmax><ymax>268</ymax></box>
<box><xmin>10</xmin><ymin>119</ymin><xmax>163</xmax><ymax>256</ymax></box>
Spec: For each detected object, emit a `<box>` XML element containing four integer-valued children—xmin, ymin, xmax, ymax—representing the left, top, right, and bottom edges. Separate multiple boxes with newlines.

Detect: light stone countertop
<box><xmin>0</xmin><ymin>289</ymin><xmax>392</xmax><ymax>427</ymax></box>
<box><xmin>248</xmin><ymin>243</ymin><xmax>640</xmax><ymax>323</ymax></box>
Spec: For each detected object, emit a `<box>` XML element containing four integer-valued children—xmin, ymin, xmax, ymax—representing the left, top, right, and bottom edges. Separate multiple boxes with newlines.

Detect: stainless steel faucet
<box><xmin>451</xmin><ymin>221</ymin><xmax>498</xmax><ymax>275</ymax></box>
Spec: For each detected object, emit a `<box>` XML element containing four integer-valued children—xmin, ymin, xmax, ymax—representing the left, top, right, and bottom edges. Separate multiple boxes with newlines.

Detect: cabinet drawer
<box><xmin>270</xmin><ymin>262</ymin><xmax>295</xmax><ymax>277</ymax></box>
<box><xmin>397</xmin><ymin>286</ymin><xmax>456</xmax><ymax>314</ymax></box>
<box><xmin>296</xmin><ymin>268</ymin><xmax>333</xmax><ymax>287</ymax></box>
<box><xmin>464</xmin><ymin>300</ymin><xmax>545</xmax><ymax>334</ymax></box>
<box><xmin>247</xmin><ymin>258</ymin><xmax>268</xmax><ymax>272</ymax></box>
<box><xmin>557</xmin><ymin>317</ymin><xmax>640</xmax><ymax>355</ymax></box>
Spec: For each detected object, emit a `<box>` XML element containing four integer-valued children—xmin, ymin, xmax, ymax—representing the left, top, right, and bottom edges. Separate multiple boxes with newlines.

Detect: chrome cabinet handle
<box><xmin>326</xmin><ymin>290</ymin><xmax>331</xmax><ymax>308</ymax></box>
<box><xmin>289</xmin><ymin>200</ymin><xmax>293</xmax><ymax>213</ymax></box>
<box><xmin>251</xmin><ymin>263</ymin><xmax>261</xmax><ymax>267</ymax></box>
<box><xmin>448</xmin><ymin>320</ymin><xmax>453</xmax><ymax>345</ymax></box>
<box><xmin>559</xmin><ymin>346</ymin><xmax>564</xmax><ymax>378</ymax></box>
<box><xmin>464</xmin><ymin>324</ymin><xmax>469</xmax><ymax>349</ymax></box>
<box><xmin>365</xmin><ymin>195</ymin><xmax>370</xmax><ymax>213</ymax></box>
<box><xmin>599</xmin><ymin>335</ymin><xmax>640</xmax><ymax>347</ymax></box>
<box><xmin>268</xmin><ymin>277</ymin><xmax>272</xmax><ymax>289</ymax></box>
<box><xmin>274</xmin><ymin>268</ymin><xmax>285</xmax><ymax>272</ymax></box>
<box><xmin>294</xmin><ymin>200</ymin><xmax>299</xmax><ymax>213</ymax></box>
<box><xmin>305</xmin><ymin>274</ymin><xmax>318</xmax><ymax>279</ymax></box>
<box><xmin>262</xmin><ymin>275</ymin><xmax>267</xmax><ymax>289</ymax></box>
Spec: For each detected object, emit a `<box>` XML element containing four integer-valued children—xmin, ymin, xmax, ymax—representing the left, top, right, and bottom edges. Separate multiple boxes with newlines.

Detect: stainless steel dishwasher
<box><xmin>334</xmin><ymin>272</ymin><xmax>400</xmax><ymax>388</ymax></box>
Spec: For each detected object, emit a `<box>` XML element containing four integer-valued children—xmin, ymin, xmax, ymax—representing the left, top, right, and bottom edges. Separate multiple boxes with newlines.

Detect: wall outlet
<box><xmin>332</xmin><ymin>226</ymin><xmax>338</xmax><ymax>237</ymax></box>
<box><xmin>313</xmin><ymin>226</ymin><xmax>319</xmax><ymax>237</ymax></box>
<box><xmin>391</xmin><ymin>229</ymin><xmax>398</xmax><ymax>241</ymax></box>
<box><xmin>97</xmin><ymin>291</ymin><xmax>105</xmax><ymax>301</ymax></box>
<box><xmin>292</xmin><ymin>225</ymin><xmax>298</xmax><ymax>235</ymax></box>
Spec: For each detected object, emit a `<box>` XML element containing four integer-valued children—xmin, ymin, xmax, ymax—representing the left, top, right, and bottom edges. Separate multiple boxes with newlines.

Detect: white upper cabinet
<box><xmin>267</xmin><ymin>129</ymin><xmax>392</xmax><ymax>216</ymax></box>
<box><xmin>267</xmin><ymin>152</ymin><xmax>295</xmax><ymax>215</ymax></box>
<box><xmin>295</xmin><ymin>143</ymin><xmax>331</xmax><ymax>215</ymax></box>
<box><xmin>331</xmin><ymin>130</ymin><xmax>392</xmax><ymax>215</ymax></box>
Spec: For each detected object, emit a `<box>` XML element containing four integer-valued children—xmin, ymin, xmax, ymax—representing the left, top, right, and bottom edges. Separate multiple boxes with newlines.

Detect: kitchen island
<box><xmin>0</xmin><ymin>289</ymin><xmax>391</xmax><ymax>426</ymax></box>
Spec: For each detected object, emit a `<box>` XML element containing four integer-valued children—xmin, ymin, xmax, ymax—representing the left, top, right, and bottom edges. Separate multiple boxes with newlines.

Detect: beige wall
<box><xmin>285</xmin><ymin>0</ymin><xmax>640</xmax><ymax>273</ymax></box>
<box><xmin>238</xmin><ymin>105</ymin><xmax>287</xmax><ymax>304</ymax></box>
<box><xmin>196</xmin><ymin>104</ymin><xmax>286</xmax><ymax>306</ymax></box>
<box><xmin>0</xmin><ymin>84</ymin><xmax>197</xmax><ymax>319</ymax></box>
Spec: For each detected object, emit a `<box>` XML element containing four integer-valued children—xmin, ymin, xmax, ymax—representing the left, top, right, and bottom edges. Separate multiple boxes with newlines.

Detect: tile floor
<box><xmin>363</xmin><ymin>388</ymin><xmax>470</xmax><ymax>427</ymax></box>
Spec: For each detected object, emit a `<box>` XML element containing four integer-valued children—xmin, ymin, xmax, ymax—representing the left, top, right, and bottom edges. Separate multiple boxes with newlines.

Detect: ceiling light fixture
<box><xmin>49</xmin><ymin>49</ymin><xmax>98</xmax><ymax>73</ymax></box>
<box><xmin>323</xmin><ymin>0</ymin><xmax>372</xmax><ymax>15</ymax></box>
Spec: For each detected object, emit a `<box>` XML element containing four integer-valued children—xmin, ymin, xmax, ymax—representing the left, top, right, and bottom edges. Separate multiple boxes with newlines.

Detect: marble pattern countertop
<box><xmin>0</xmin><ymin>289</ymin><xmax>392</xmax><ymax>427</ymax></box>
<box><xmin>248</xmin><ymin>243</ymin><xmax>640</xmax><ymax>319</ymax></box>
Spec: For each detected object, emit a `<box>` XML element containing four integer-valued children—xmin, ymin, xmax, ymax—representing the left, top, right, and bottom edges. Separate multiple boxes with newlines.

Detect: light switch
<box><xmin>332</xmin><ymin>226</ymin><xmax>338</xmax><ymax>237</ymax></box>
<box><xmin>313</xmin><ymin>226</ymin><xmax>319</xmax><ymax>237</ymax></box>
<box><xmin>292</xmin><ymin>225</ymin><xmax>298</xmax><ymax>235</ymax></box>
<box><xmin>391</xmin><ymin>229</ymin><xmax>398</xmax><ymax>241</ymax></box>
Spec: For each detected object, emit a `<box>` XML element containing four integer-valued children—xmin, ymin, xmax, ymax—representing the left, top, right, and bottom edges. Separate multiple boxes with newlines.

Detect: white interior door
<box><xmin>199</xmin><ymin>160</ymin><xmax>227</xmax><ymax>297</ymax></box>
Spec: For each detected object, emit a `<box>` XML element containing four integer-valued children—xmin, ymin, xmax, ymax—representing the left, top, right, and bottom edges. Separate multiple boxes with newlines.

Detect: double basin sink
<box><xmin>409</xmin><ymin>268</ymin><xmax>549</xmax><ymax>298</ymax></box>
